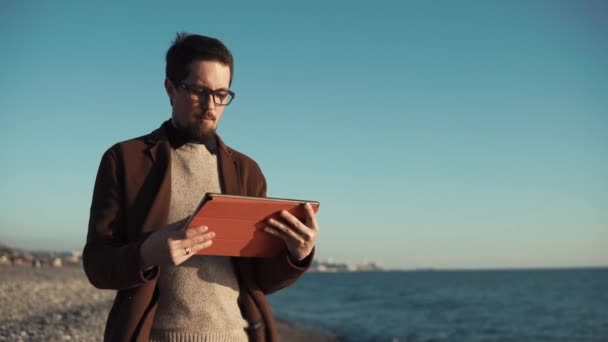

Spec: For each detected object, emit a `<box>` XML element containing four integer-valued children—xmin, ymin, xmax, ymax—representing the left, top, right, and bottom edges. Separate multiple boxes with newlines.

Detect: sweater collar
<box><xmin>143</xmin><ymin>119</ymin><xmax>241</xmax><ymax>195</ymax></box>
<box><xmin>164</xmin><ymin>119</ymin><xmax>218</xmax><ymax>153</ymax></box>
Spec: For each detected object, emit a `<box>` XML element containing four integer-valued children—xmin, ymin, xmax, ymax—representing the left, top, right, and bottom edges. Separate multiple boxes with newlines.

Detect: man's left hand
<box><xmin>264</xmin><ymin>202</ymin><xmax>318</xmax><ymax>261</ymax></box>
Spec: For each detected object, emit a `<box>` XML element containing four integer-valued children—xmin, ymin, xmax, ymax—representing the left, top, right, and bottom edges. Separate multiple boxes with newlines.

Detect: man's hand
<box><xmin>140</xmin><ymin>217</ymin><xmax>215</xmax><ymax>269</ymax></box>
<box><xmin>264</xmin><ymin>203</ymin><xmax>318</xmax><ymax>261</ymax></box>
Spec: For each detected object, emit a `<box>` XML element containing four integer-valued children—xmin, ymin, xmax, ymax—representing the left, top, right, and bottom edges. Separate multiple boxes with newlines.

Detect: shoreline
<box><xmin>0</xmin><ymin>265</ymin><xmax>339</xmax><ymax>341</ymax></box>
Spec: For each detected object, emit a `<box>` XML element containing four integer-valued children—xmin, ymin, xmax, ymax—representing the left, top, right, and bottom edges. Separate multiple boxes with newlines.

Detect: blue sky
<box><xmin>0</xmin><ymin>1</ymin><xmax>606</xmax><ymax>269</ymax></box>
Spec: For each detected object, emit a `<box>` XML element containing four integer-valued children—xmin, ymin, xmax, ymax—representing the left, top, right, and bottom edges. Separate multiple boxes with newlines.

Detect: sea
<box><xmin>267</xmin><ymin>268</ymin><xmax>608</xmax><ymax>342</ymax></box>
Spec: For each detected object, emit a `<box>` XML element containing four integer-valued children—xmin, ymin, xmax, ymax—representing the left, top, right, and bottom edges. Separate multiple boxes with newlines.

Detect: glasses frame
<box><xmin>177</xmin><ymin>82</ymin><xmax>236</xmax><ymax>106</ymax></box>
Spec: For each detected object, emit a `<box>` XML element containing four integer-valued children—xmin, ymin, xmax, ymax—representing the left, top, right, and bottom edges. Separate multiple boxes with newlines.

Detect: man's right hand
<box><xmin>139</xmin><ymin>217</ymin><xmax>215</xmax><ymax>269</ymax></box>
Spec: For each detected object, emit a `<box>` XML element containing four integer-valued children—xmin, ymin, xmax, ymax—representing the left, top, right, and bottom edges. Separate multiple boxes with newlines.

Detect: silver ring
<box><xmin>185</xmin><ymin>247</ymin><xmax>191</xmax><ymax>255</ymax></box>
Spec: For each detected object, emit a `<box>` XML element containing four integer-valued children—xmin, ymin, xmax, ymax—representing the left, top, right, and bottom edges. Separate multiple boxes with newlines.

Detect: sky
<box><xmin>0</xmin><ymin>0</ymin><xmax>606</xmax><ymax>269</ymax></box>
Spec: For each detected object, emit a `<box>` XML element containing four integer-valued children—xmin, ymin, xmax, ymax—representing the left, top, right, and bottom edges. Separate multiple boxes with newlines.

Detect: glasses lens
<box><xmin>183</xmin><ymin>84</ymin><xmax>233</xmax><ymax>106</ymax></box>
<box><xmin>213</xmin><ymin>92</ymin><xmax>232</xmax><ymax>105</ymax></box>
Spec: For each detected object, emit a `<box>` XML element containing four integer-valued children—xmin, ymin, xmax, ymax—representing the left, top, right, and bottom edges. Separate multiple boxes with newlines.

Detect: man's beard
<box><xmin>174</xmin><ymin>117</ymin><xmax>216</xmax><ymax>144</ymax></box>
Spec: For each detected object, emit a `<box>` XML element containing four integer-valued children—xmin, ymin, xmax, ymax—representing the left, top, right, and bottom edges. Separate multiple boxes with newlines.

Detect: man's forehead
<box><xmin>186</xmin><ymin>60</ymin><xmax>231</xmax><ymax>88</ymax></box>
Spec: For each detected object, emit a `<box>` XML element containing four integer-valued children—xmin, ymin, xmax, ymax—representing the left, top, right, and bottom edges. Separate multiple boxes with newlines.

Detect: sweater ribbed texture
<box><xmin>150</xmin><ymin>331</ymin><xmax>247</xmax><ymax>342</ymax></box>
<box><xmin>150</xmin><ymin>141</ymin><xmax>248</xmax><ymax>342</ymax></box>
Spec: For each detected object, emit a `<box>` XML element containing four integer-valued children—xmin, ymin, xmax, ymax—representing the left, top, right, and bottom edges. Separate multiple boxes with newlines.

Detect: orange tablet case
<box><xmin>185</xmin><ymin>193</ymin><xmax>320</xmax><ymax>258</ymax></box>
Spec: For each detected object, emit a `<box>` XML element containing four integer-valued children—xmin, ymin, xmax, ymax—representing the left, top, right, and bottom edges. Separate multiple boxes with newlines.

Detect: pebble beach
<box><xmin>0</xmin><ymin>266</ymin><xmax>339</xmax><ymax>341</ymax></box>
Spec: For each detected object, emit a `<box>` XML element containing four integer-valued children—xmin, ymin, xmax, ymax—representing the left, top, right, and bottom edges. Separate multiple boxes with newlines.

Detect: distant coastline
<box><xmin>0</xmin><ymin>243</ymin><xmax>386</xmax><ymax>272</ymax></box>
<box><xmin>1</xmin><ymin>243</ymin><xmax>605</xmax><ymax>271</ymax></box>
<box><xmin>0</xmin><ymin>243</ymin><xmax>81</xmax><ymax>268</ymax></box>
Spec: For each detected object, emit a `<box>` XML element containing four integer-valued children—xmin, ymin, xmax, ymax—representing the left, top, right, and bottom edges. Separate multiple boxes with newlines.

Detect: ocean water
<box><xmin>267</xmin><ymin>268</ymin><xmax>608</xmax><ymax>341</ymax></box>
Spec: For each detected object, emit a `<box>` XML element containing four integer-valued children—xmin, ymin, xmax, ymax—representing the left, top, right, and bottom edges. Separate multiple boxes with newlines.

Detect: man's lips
<box><xmin>196</xmin><ymin>115</ymin><xmax>215</xmax><ymax>122</ymax></box>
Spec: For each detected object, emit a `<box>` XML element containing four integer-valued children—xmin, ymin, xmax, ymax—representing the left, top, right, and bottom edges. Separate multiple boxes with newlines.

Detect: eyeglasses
<box><xmin>178</xmin><ymin>83</ymin><xmax>235</xmax><ymax>106</ymax></box>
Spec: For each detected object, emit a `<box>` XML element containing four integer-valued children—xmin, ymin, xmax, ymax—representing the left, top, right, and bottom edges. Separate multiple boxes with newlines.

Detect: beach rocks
<box><xmin>0</xmin><ymin>266</ymin><xmax>113</xmax><ymax>341</ymax></box>
<box><xmin>0</xmin><ymin>266</ymin><xmax>339</xmax><ymax>342</ymax></box>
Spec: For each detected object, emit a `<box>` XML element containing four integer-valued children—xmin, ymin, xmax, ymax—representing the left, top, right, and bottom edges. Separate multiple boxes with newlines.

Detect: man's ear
<box><xmin>164</xmin><ymin>78</ymin><xmax>175</xmax><ymax>106</ymax></box>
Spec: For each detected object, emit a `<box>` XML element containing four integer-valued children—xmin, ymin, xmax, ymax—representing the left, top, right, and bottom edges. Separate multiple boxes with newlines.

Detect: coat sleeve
<box><xmin>82</xmin><ymin>147</ymin><xmax>158</xmax><ymax>290</ymax></box>
<box><xmin>247</xmin><ymin>163</ymin><xmax>314</xmax><ymax>294</ymax></box>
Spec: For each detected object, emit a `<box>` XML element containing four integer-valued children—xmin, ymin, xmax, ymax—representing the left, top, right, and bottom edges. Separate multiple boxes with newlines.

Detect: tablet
<box><xmin>184</xmin><ymin>193</ymin><xmax>320</xmax><ymax>258</ymax></box>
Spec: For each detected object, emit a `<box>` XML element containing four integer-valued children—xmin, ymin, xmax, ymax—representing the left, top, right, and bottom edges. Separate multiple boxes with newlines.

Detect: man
<box><xmin>83</xmin><ymin>33</ymin><xmax>318</xmax><ymax>342</ymax></box>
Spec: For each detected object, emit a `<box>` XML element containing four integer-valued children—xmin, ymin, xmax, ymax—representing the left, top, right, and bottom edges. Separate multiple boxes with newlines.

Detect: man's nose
<box><xmin>199</xmin><ymin>93</ymin><xmax>215</xmax><ymax>110</ymax></box>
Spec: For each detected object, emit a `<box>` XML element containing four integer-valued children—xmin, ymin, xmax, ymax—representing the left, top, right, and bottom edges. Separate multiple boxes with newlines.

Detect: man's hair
<box><xmin>165</xmin><ymin>33</ymin><xmax>234</xmax><ymax>85</ymax></box>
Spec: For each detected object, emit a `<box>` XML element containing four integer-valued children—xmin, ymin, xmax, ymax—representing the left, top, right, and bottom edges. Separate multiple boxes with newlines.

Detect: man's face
<box><xmin>166</xmin><ymin>60</ymin><xmax>232</xmax><ymax>142</ymax></box>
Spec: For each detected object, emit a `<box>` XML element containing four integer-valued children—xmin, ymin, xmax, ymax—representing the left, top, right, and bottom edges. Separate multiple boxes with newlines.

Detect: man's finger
<box><xmin>188</xmin><ymin>231</ymin><xmax>215</xmax><ymax>245</ymax></box>
<box><xmin>183</xmin><ymin>226</ymin><xmax>208</xmax><ymax>238</ymax></box>
<box><xmin>186</xmin><ymin>226</ymin><xmax>209</xmax><ymax>238</ymax></box>
<box><xmin>191</xmin><ymin>240</ymin><xmax>213</xmax><ymax>254</ymax></box>
<box><xmin>173</xmin><ymin>238</ymin><xmax>213</xmax><ymax>265</ymax></box>
<box><xmin>276</xmin><ymin>211</ymin><xmax>312</xmax><ymax>237</ymax></box>
<box><xmin>264</xmin><ymin>222</ymin><xmax>303</xmax><ymax>244</ymax></box>
<box><xmin>264</xmin><ymin>226</ymin><xmax>297</xmax><ymax>244</ymax></box>
<box><xmin>179</xmin><ymin>231</ymin><xmax>214</xmax><ymax>254</ymax></box>
<box><xmin>304</xmin><ymin>203</ymin><xmax>318</xmax><ymax>231</ymax></box>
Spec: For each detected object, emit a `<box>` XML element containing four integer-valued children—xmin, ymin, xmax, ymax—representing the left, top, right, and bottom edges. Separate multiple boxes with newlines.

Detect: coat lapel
<box><xmin>140</xmin><ymin>125</ymin><xmax>172</xmax><ymax>233</ymax></box>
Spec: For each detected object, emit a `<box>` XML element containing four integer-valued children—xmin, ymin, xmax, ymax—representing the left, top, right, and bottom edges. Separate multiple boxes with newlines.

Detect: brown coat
<box><xmin>83</xmin><ymin>121</ymin><xmax>312</xmax><ymax>341</ymax></box>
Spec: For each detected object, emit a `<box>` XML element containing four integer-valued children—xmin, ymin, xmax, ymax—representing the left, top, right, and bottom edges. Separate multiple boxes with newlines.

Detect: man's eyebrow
<box><xmin>192</xmin><ymin>83</ymin><xmax>229</xmax><ymax>92</ymax></box>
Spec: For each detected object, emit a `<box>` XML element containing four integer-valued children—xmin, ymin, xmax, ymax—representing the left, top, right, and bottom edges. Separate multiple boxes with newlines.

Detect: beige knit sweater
<box><xmin>150</xmin><ymin>141</ymin><xmax>249</xmax><ymax>342</ymax></box>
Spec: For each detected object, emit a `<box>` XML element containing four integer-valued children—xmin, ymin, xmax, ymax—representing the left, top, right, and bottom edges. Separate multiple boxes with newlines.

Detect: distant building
<box><xmin>12</xmin><ymin>257</ymin><xmax>25</xmax><ymax>266</ymax></box>
<box><xmin>310</xmin><ymin>259</ymin><xmax>384</xmax><ymax>272</ymax></box>
<box><xmin>51</xmin><ymin>257</ymin><xmax>63</xmax><ymax>268</ymax></box>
